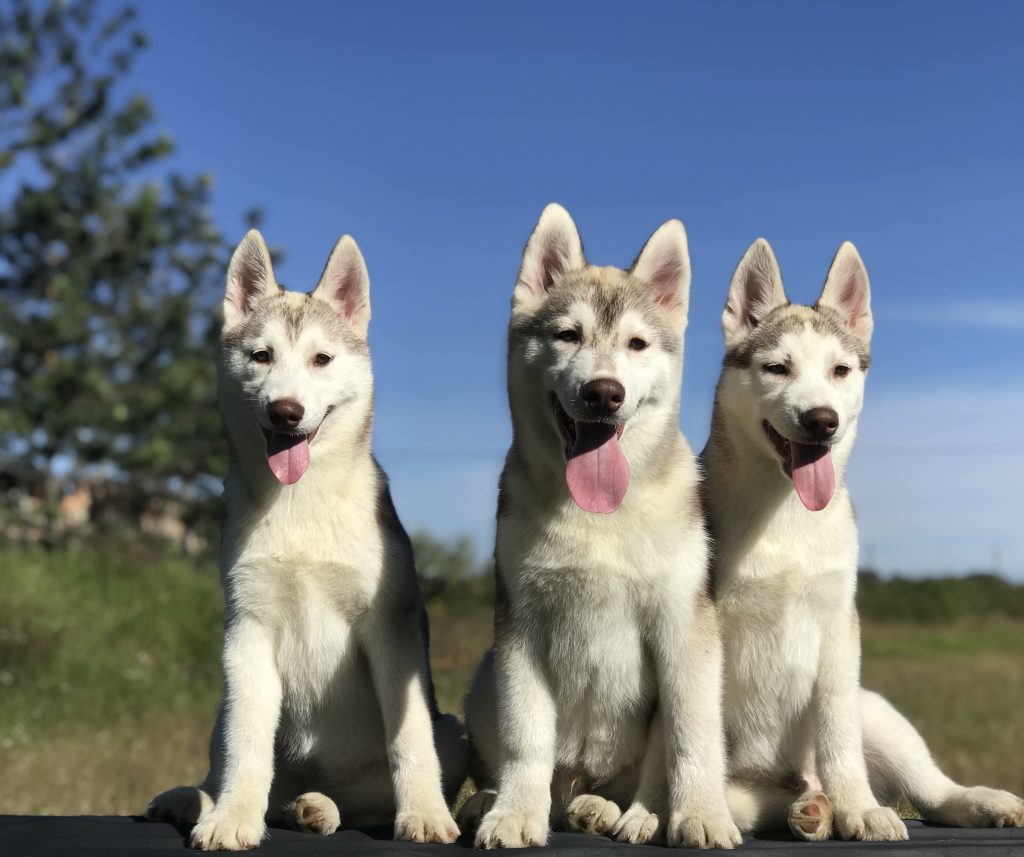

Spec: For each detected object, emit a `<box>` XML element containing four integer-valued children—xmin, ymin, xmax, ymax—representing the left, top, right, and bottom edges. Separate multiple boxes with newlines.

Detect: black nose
<box><xmin>800</xmin><ymin>407</ymin><xmax>839</xmax><ymax>440</ymax></box>
<box><xmin>581</xmin><ymin>379</ymin><xmax>625</xmax><ymax>416</ymax></box>
<box><xmin>267</xmin><ymin>399</ymin><xmax>304</xmax><ymax>430</ymax></box>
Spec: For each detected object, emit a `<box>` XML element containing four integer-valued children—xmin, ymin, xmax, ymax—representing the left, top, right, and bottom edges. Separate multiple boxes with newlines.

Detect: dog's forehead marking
<box><xmin>724</xmin><ymin>304</ymin><xmax>870</xmax><ymax>370</ymax></box>
<box><xmin>558</xmin><ymin>299</ymin><xmax>598</xmax><ymax>330</ymax></box>
<box><xmin>222</xmin><ymin>291</ymin><xmax>368</xmax><ymax>354</ymax></box>
<box><xmin>514</xmin><ymin>265</ymin><xmax>680</xmax><ymax>353</ymax></box>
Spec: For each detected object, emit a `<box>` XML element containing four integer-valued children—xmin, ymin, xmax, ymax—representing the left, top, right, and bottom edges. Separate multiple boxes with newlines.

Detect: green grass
<box><xmin>0</xmin><ymin>542</ymin><xmax>223</xmax><ymax>746</ymax></box>
<box><xmin>1</xmin><ymin>544</ymin><xmax>1021</xmax><ymax>814</ymax></box>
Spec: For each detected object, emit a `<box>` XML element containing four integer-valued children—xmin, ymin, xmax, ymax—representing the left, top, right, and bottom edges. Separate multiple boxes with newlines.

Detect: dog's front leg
<box><xmin>361</xmin><ymin>613</ymin><xmax>459</xmax><ymax>844</ymax></box>
<box><xmin>815</xmin><ymin>610</ymin><xmax>908</xmax><ymax>841</ymax></box>
<box><xmin>655</xmin><ymin>590</ymin><xmax>742</xmax><ymax>849</ymax></box>
<box><xmin>190</xmin><ymin>615</ymin><xmax>282</xmax><ymax>851</ymax></box>
<box><xmin>474</xmin><ymin>631</ymin><xmax>556</xmax><ymax>848</ymax></box>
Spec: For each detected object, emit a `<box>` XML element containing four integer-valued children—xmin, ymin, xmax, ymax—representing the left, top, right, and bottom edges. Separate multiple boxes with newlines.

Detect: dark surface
<box><xmin>2</xmin><ymin>817</ymin><xmax>1024</xmax><ymax>857</ymax></box>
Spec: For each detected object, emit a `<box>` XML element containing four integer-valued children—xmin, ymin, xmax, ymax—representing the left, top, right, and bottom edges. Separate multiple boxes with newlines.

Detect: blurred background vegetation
<box><xmin>0</xmin><ymin>0</ymin><xmax>1020</xmax><ymax>816</ymax></box>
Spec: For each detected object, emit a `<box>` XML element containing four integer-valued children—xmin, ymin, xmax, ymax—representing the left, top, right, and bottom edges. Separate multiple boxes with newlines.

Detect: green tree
<box><xmin>0</xmin><ymin>0</ymin><xmax>252</xmax><ymax>543</ymax></box>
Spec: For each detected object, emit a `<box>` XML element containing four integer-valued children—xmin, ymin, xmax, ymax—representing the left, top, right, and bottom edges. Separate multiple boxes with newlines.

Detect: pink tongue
<box><xmin>565</xmin><ymin>422</ymin><xmax>630</xmax><ymax>513</ymax></box>
<box><xmin>266</xmin><ymin>433</ymin><xmax>310</xmax><ymax>485</ymax></box>
<box><xmin>790</xmin><ymin>442</ymin><xmax>835</xmax><ymax>511</ymax></box>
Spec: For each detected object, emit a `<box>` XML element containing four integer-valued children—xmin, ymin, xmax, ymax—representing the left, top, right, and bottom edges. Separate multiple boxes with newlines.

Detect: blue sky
<box><xmin>126</xmin><ymin>0</ymin><xmax>1022</xmax><ymax>578</ymax></box>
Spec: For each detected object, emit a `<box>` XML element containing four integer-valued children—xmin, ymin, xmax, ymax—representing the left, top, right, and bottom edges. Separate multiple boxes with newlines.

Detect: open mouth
<box><xmin>762</xmin><ymin>420</ymin><xmax>835</xmax><ymax>512</ymax></box>
<box><xmin>261</xmin><ymin>425</ymin><xmax>320</xmax><ymax>486</ymax></box>
<box><xmin>552</xmin><ymin>395</ymin><xmax>624</xmax><ymax>456</ymax></box>
<box><xmin>552</xmin><ymin>394</ymin><xmax>629</xmax><ymax>514</ymax></box>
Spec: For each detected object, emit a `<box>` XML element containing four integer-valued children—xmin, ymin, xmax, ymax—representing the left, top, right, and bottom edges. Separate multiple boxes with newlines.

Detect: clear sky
<box><xmin>126</xmin><ymin>0</ymin><xmax>1023</xmax><ymax>578</ymax></box>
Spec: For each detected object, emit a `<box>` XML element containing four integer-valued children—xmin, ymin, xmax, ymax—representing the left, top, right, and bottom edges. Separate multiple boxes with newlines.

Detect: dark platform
<box><xmin>3</xmin><ymin>817</ymin><xmax>1024</xmax><ymax>857</ymax></box>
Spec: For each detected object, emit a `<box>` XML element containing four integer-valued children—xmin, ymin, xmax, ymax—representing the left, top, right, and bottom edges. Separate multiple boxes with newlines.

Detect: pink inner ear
<box><xmin>526</xmin><ymin>234</ymin><xmax>573</xmax><ymax>294</ymax></box>
<box><xmin>329</xmin><ymin>263</ymin><xmax>367</xmax><ymax>322</ymax></box>
<box><xmin>652</xmin><ymin>260</ymin><xmax>685</xmax><ymax>307</ymax></box>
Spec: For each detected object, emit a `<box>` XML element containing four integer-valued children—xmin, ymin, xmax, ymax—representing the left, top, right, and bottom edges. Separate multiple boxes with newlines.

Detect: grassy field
<box><xmin>1</xmin><ymin>544</ymin><xmax>1021</xmax><ymax>815</ymax></box>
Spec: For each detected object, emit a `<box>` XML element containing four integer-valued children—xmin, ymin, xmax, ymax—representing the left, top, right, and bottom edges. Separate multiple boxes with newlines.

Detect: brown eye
<box><xmin>629</xmin><ymin>337</ymin><xmax>648</xmax><ymax>351</ymax></box>
<box><xmin>313</xmin><ymin>353</ymin><xmax>333</xmax><ymax>367</ymax></box>
<box><xmin>555</xmin><ymin>329</ymin><xmax>580</xmax><ymax>344</ymax></box>
<box><xmin>251</xmin><ymin>350</ymin><xmax>272</xmax><ymax>364</ymax></box>
<box><xmin>763</xmin><ymin>363</ymin><xmax>788</xmax><ymax>376</ymax></box>
<box><xmin>834</xmin><ymin>365</ymin><xmax>850</xmax><ymax>378</ymax></box>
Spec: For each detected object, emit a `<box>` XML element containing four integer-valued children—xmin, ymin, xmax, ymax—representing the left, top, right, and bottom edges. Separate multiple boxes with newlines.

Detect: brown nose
<box><xmin>800</xmin><ymin>407</ymin><xmax>839</xmax><ymax>440</ymax></box>
<box><xmin>581</xmin><ymin>379</ymin><xmax>625</xmax><ymax>416</ymax></box>
<box><xmin>267</xmin><ymin>399</ymin><xmax>304</xmax><ymax>430</ymax></box>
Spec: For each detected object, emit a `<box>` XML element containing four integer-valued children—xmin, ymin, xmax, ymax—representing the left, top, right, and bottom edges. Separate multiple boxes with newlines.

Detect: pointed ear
<box><xmin>722</xmin><ymin>238</ymin><xmax>788</xmax><ymax>347</ymax></box>
<box><xmin>630</xmin><ymin>219</ymin><xmax>691</xmax><ymax>326</ymax></box>
<box><xmin>312</xmin><ymin>235</ymin><xmax>371</xmax><ymax>338</ymax></box>
<box><xmin>513</xmin><ymin>203</ymin><xmax>584</xmax><ymax>311</ymax></box>
<box><xmin>817</xmin><ymin>241</ymin><xmax>872</xmax><ymax>346</ymax></box>
<box><xmin>224</xmin><ymin>230</ymin><xmax>280</xmax><ymax>329</ymax></box>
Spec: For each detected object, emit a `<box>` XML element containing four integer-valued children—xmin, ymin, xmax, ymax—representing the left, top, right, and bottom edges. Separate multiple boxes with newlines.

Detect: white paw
<box><xmin>146</xmin><ymin>786</ymin><xmax>213</xmax><ymax>826</ymax></box>
<box><xmin>564</xmin><ymin>794</ymin><xmax>622</xmax><ymax>836</ymax></box>
<box><xmin>668</xmin><ymin>806</ymin><xmax>742</xmax><ymax>849</ymax></box>
<box><xmin>190</xmin><ymin>807</ymin><xmax>265</xmax><ymax>851</ymax></box>
<box><xmin>289</xmin><ymin>792</ymin><xmax>341</xmax><ymax>836</ymax></box>
<box><xmin>788</xmin><ymin>791</ymin><xmax>833</xmax><ymax>842</ymax></box>
<box><xmin>474</xmin><ymin>807</ymin><xmax>548</xmax><ymax>848</ymax></box>
<box><xmin>937</xmin><ymin>786</ymin><xmax>1024</xmax><ymax>828</ymax></box>
<box><xmin>611</xmin><ymin>803</ymin><xmax>662</xmax><ymax>845</ymax></box>
<box><xmin>835</xmin><ymin>805</ymin><xmax>908</xmax><ymax>841</ymax></box>
<box><xmin>394</xmin><ymin>805</ymin><xmax>460</xmax><ymax>844</ymax></box>
<box><xmin>455</xmin><ymin>789</ymin><xmax>496</xmax><ymax>835</ymax></box>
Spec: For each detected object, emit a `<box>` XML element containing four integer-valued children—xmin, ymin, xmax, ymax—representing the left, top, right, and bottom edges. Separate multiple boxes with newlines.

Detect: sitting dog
<box><xmin>147</xmin><ymin>230</ymin><xmax>466</xmax><ymax>850</ymax></box>
<box><xmin>460</xmin><ymin>205</ymin><xmax>740</xmax><ymax>849</ymax></box>
<box><xmin>704</xmin><ymin>238</ymin><xmax>1024</xmax><ymax>840</ymax></box>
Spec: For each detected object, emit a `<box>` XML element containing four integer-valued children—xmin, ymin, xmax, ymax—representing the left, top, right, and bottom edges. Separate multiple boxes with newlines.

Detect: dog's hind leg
<box><xmin>146</xmin><ymin>785</ymin><xmax>215</xmax><ymax>827</ymax></box>
<box><xmin>861</xmin><ymin>689</ymin><xmax>1024</xmax><ymax>828</ymax></box>
<box><xmin>435</xmin><ymin>712</ymin><xmax>470</xmax><ymax>806</ymax></box>
<box><xmin>284</xmin><ymin>793</ymin><xmax>341</xmax><ymax>836</ymax></box>
<box><xmin>726</xmin><ymin>781</ymin><xmax>800</xmax><ymax>835</ymax></box>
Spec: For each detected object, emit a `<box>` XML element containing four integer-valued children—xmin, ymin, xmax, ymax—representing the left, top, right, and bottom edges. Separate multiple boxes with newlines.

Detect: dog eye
<box><xmin>313</xmin><ymin>353</ymin><xmax>333</xmax><ymax>367</ymax></box>
<box><xmin>629</xmin><ymin>337</ymin><xmax>648</xmax><ymax>351</ymax></box>
<box><xmin>834</xmin><ymin>365</ymin><xmax>850</xmax><ymax>378</ymax></box>
<box><xmin>763</xmin><ymin>363</ymin><xmax>788</xmax><ymax>376</ymax></box>
<box><xmin>251</xmin><ymin>350</ymin><xmax>272</xmax><ymax>364</ymax></box>
<box><xmin>555</xmin><ymin>329</ymin><xmax>580</xmax><ymax>344</ymax></box>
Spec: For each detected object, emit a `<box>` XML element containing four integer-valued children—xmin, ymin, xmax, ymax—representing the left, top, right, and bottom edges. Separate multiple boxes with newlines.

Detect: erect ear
<box><xmin>312</xmin><ymin>235</ymin><xmax>371</xmax><ymax>338</ymax></box>
<box><xmin>224</xmin><ymin>230</ymin><xmax>281</xmax><ymax>329</ymax></box>
<box><xmin>817</xmin><ymin>241</ymin><xmax>872</xmax><ymax>346</ymax></box>
<box><xmin>630</xmin><ymin>219</ymin><xmax>691</xmax><ymax>327</ymax></box>
<box><xmin>513</xmin><ymin>203</ymin><xmax>584</xmax><ymax>312</ymax></box>
<box><xmin>722</xmin><ymin>238</ymin><xmax>788</xmax><ymax>348</ymax></box>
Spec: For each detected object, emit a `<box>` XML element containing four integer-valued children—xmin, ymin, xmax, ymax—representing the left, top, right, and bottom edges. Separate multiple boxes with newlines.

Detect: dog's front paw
<box><xmin>564</xmin><ymin>794</ymin><xmax>621</xmax><ymax>836</ymax></box>
<box><xmin>834</xmin><ymin>805</ymin><xmax>907</xmax><ymax>841</ymax></box>
<box><xmin>474</xmin><ymin>807</ymin><xmax>548</xmax><ymax>849</ymax></box>
<box><xmin>146</xmin><ymin>786</ymin><xmax>214</xmax><ymax>826</ymax></box>
<box><xmin>937</xmin><ymin>786</ymin><xmax>1024</xmax><ymax>828</ymax></box>
<box><xmin>611</xmin><ymin>803</ymin><xmax>662</xmax><ymax>845</ymax></box>
<box><xmin>190</xmin><ymin>807</ymin><xmax>265</xmax><ymax>851</ymax></box>
<box><xmin>788</xmin><ymin>791</ymin><xmax>833</xmax><ymax>842</ymax></box>
<box><xmin>394</xmin><ymin>806</ymin><xmax>460</xmax><ymax>844</ymax></box>
<box><xmin>668</xmin><ymin>806</ymin><xmax>742</xmax><ymax>849</ymax></box>
<box><xmin>288</xmin><ymin>792</ymin><xmax>341</xmax><ymax>836</ymax></box>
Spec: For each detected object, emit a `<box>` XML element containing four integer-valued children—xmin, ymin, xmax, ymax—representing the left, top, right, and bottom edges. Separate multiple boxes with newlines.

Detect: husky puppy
<box><xmin>147</xmin><ymin>231</ymin><xmax>465</xmax><ymax>850</ymax></box>
<box><xmin>705</xmin><ymin>239</ymin><xmax>1024</xmax><ymax>840</ymax></box>
<box><xmin>459</xmin><ymin>205</ymin><xmax>740</xmax><ymax>849</ymax></box>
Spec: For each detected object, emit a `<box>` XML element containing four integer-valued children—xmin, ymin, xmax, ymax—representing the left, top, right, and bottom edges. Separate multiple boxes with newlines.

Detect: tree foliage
<box><xmin>0</xmin><ymin>0</ymin><xmax>252</xmax><ymax>542</ymax></box>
